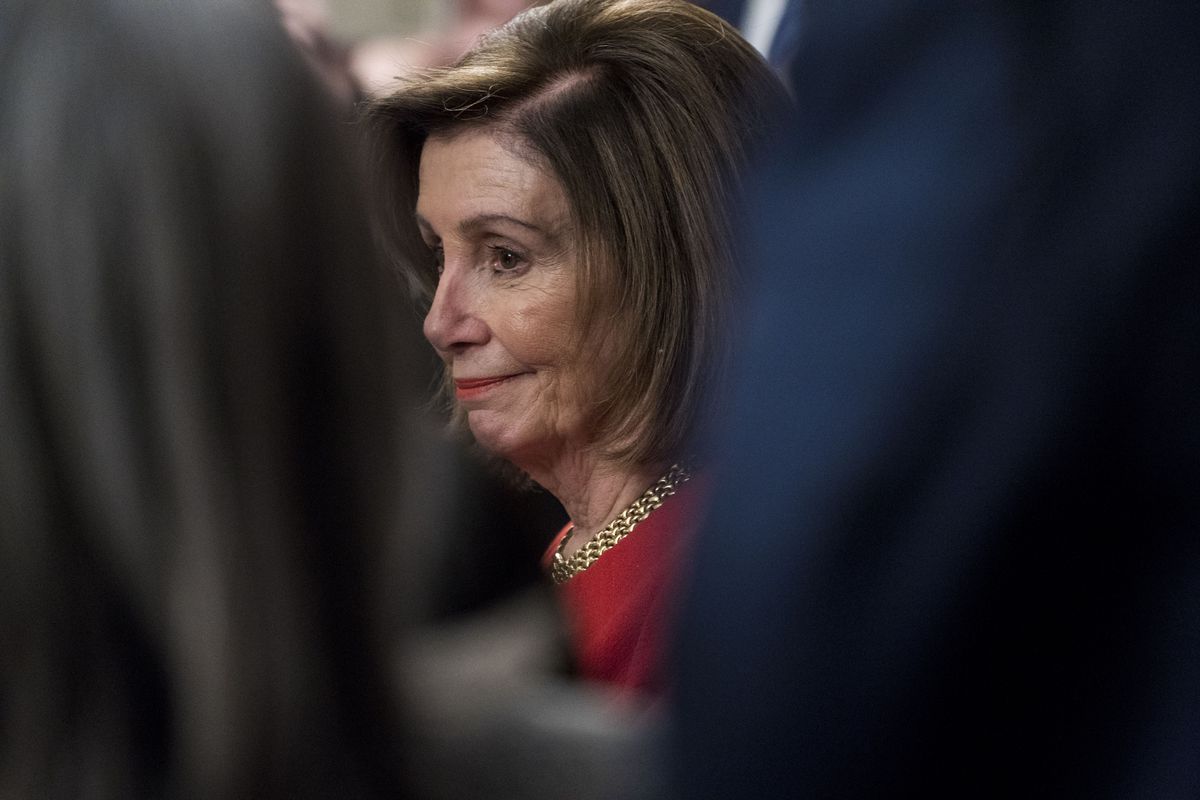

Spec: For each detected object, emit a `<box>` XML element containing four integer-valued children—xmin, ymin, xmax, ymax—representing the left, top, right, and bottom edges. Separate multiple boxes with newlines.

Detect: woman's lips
<box><xmin>454</xmin><ymin>374</ymin><xmax>520</xmax><ymax>400</ymax></box>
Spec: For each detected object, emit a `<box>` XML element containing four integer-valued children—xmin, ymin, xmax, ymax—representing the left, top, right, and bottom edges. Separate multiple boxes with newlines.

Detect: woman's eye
<box><xmin>429</xmin><ymin>245</ymin><xmax>444</xmax><ymax>274</ymax></box>
<box><xmin>489</xmin><ymin>245</ymin><xmax>524</xmax><ymax>273</ymax></box>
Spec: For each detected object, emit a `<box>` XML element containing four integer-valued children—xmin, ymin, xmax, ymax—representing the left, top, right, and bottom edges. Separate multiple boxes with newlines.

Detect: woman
<box><xmin>1</xmin><ymin>0</ymin><xmax>409</xmax><ymax>795</ymax></box>
<box><xmin>368</xmin><ymin>0</ymin><xmax>785</xmax><ymax>693</ymax></box>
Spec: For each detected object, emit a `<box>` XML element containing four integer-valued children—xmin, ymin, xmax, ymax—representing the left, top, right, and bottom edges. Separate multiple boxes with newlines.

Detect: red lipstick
<box><xmin>454</xmin><ymin>375</ymin><xmax>517</xmax><ymax>400</ymax></box>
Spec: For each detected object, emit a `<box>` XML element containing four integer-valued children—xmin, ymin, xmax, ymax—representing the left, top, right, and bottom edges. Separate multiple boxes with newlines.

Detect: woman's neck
<box><xmin>528</xmin><ymin>452</ymin><xmax>668</xmax><ymax>560</ymax></box>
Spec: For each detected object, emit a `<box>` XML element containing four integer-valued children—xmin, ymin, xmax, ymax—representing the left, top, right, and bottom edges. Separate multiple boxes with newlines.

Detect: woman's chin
<box><xmin>467</xmin><ymin>410</ymin><xmax>565</xmax><ymax>476</ymax></box>
<box><xmin>466</xmin><ymin>412</ymin><xmax>527</xmax><ymax>462</ymax></box>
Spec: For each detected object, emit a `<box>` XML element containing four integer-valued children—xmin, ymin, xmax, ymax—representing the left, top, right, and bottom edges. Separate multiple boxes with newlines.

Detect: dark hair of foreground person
<box><xmin>0</xmin><ymin>0</ymin><xmax>410</xmax><ymax>795</ymax></box>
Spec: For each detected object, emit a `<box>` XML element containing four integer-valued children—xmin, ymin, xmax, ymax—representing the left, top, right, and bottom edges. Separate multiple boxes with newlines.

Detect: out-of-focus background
<box><xmin>326</xmin><ymin>0</ymin><xmax>440</xmax><ymax>40</ymax></box>
<box><xmin>281</xmin><ymin>0</ymin><xmax>537</xmax><ymax>97</ymax></box>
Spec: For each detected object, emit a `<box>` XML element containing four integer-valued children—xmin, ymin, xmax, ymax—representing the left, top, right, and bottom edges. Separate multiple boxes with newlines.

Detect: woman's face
<box><xmin>417</xmin><ymin>129</ymin><xmax>606</xmax><ymax>469</ymax></box>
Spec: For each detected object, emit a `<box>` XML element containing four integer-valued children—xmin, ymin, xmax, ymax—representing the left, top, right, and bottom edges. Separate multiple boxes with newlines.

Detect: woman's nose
<box><xmin>423</xmin><ymin>269</ymin><xmax>489</xmax><ymax>355</ymax></box>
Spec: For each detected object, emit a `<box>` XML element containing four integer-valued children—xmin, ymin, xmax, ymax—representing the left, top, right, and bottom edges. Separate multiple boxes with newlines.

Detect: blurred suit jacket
<box><xmin>673</xmin><ymin>2</ymin><xmax>1200</xmax><ymax>797</ymax></box>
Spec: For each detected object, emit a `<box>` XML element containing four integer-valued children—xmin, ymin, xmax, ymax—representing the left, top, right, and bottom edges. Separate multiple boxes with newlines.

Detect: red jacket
<box><xmin>545</xmin><ymin>479</ymin><xmax>706</xmax><ymax>694</ymax></box>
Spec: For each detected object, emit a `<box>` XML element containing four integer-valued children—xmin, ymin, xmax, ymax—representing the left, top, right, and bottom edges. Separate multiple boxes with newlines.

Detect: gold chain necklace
<box><xmin>550</xmin><ymin>463</ymin><xmax>690</xmax><ymax>584</ymax></box>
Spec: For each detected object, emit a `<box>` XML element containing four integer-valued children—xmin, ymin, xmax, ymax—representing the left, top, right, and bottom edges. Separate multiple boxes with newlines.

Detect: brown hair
<box><xmin>366</xmin><ymin>0</ymin><xmax>787</xmax><ymax>466</ymax></box>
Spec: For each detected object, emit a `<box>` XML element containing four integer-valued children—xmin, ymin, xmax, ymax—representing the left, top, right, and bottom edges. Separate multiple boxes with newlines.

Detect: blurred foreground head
<box><xmin>1</xmin><ymin>0</ymin><xmax>407</xmax><ymax>796</ymax></box>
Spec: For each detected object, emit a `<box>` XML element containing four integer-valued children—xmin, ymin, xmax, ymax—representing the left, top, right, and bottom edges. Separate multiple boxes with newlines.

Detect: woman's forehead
<box><xmin>417</xmin><ymin>129</ymin><xmax>571</xmax><ymax>238</ymax></box>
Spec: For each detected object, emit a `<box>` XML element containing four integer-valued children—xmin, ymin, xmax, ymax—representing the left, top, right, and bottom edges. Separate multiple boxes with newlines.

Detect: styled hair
<box><xmin>1</xmin><ymin>0</ymin><xmax>408</xmax><ymax>796</ymax></box>
<box><xmin>366</xmin><ymin>0</ymin><xmax>787</xmax><ymax>466</ymax></box>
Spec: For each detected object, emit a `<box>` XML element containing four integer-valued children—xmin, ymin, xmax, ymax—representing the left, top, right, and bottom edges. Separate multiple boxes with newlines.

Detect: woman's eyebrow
<box><xmin>414</xmin><ymin>211</ymin><xmax>566</xmax><ymax>243</ymax></box>
<box><xmin>458</xmin><ymin>212</ymin><xmax>551</xmax><ymax>238</ymax></box>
